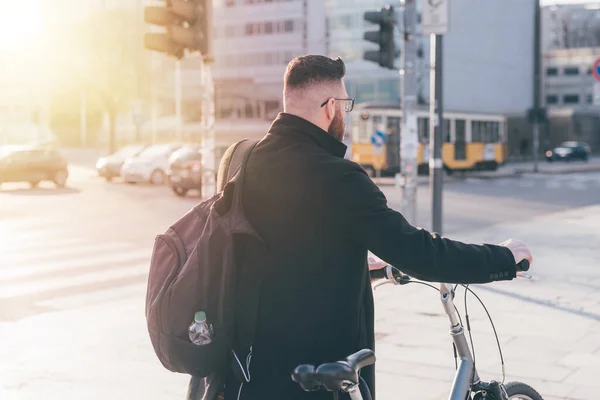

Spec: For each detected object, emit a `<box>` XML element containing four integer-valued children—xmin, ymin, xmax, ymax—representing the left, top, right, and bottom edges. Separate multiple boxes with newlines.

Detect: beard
<box><xmin>327</xmin><ymin>109</ymin><xmax>346</xmax><ymax>141</ymax></box>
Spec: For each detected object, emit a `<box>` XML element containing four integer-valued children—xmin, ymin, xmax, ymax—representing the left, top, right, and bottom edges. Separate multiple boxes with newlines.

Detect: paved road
<box><xmin>382</xmin><ymin>171</ymin><xmax>600</xmax><ymax>235</ymax></box>
<box><xmin>0</xmin><ymin>164</ymin><xmax>599</xmax><ymax>399</ymax></box>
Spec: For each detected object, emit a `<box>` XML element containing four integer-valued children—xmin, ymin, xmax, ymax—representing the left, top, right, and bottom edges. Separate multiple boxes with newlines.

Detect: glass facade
<box><xmin>346</xmin><ymin>78</ymin><xmax>400</xmax><ymax>104</ymax></box>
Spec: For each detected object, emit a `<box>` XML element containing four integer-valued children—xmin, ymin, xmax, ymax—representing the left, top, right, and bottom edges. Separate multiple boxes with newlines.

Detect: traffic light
<box><xmin>144</xmin><ymin>0</ymin><xmax>213</xmax><ymax>61</ymax></box>
<box><xmin>363</xmin><ymin>5</ymin><xmax>399</xmax><ymax>69</ymax></box>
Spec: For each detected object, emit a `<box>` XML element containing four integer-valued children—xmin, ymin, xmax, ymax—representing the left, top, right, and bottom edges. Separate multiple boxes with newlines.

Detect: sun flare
<box><xmin>0</xmin><ymin>1</ymin><xmax>46</xmax><ymax>52</ymax></box>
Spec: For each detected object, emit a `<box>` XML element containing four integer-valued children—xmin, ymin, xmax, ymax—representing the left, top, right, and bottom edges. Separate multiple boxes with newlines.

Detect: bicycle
<box><xmin>292</xmin><ymin>260</ymin><xmax>544</xmax><ymax>400</ymax></box>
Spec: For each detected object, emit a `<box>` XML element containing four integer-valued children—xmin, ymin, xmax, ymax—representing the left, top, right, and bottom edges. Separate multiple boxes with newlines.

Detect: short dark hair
<box><xmin>284</xmin><ymin>55</ymin><xmax>346</xmax><ymax>90</ymax></box>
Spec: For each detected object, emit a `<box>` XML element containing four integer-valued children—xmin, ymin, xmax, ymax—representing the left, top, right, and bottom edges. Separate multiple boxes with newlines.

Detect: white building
<box><xmin>542</xmin><ymin>2</ymin><xmax>600</xmax><ymax>52</ymax></box>
<box><xmin>542</xmin><ymin>47</ymin><xmax>600</xmax><ymax>110</ymax></box>
<box><xmin>210</xmin><ymin>0</ymin><xmax>535</xmax><ymax>133</ymax></box>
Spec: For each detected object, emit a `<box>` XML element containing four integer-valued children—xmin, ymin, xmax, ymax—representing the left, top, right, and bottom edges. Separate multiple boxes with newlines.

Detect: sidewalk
<box><xmin>1</xmin><ymin>204</ymin><xmax>599</xmax><ymax>399</ymax></box>
<box><xmin>372</xmin><ymin>156</ymin><xmax>600</xmax><ymax>186</ymax></box>
<box><xmin>374</xmin><ymin>203</ymin><xmax>600</xmax><ymax>399</ymax></box>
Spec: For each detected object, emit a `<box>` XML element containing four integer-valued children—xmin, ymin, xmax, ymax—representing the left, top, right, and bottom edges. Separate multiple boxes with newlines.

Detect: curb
<box><xmin>513</xmin><ymin>164</ymin><xmax>600</xmax><ymax>175</ymax></box>
<box><xmin>372</xmin><ymin>165</ymin><xmax>600</xmax><ymax>186</ymax></box>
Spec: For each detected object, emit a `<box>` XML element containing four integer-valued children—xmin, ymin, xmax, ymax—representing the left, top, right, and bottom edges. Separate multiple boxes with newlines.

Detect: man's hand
<box><xmin>499</xmin><ymin>238</ymin><xmax>533</xmax><ymax>266</ymax></box>
<box><xmin>368</xmin><ymin>255</ymin><xmax>387</xmax><ymax>271</ymax></box>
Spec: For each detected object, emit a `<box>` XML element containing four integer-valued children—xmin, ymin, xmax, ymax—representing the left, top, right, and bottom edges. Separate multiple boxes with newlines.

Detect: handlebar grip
<box><xmin>369</xmin><ymin>268</ymin><xmax>387</xmax><ymax>280</ymax></box>
<box><xmin>517</xmin><ymin>259</ymin><xmax>530</xmax><ymax>272</ymax></box>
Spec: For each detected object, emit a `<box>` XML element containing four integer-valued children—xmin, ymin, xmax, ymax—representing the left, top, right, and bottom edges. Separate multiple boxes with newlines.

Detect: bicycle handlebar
<box><xmin>370</xmin><ymin>259</ymin><xmax>532</xmax><ymax>289</ymax></box>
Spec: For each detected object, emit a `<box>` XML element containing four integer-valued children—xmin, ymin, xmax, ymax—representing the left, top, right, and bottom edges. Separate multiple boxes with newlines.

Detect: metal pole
<box><xmin>399</xmin><ymin>0</ymin><xmax>419</xmax><ymax>226</ymax></box>
<box><xmin>532</xmin><ymin>0</ymin><xmax>541</xmax><ymax>172</ymax></box>
<box><xmin>175</xmin><ymin>59</ymin><xmax>183</xmax><ymax>141</ymax></box>
<box><xmin>200</xmin><ymin>58</ymin><xmax>216</xmax><ymax>198</ymax></box>
<box><xmin>430</xmin><ymin>34</ymin><xmax>443</xmax><ymax>234</ymax></box>
<box><xmin>151</xmin><ymin>79</ymin><xmax>157</xmax><ymax>145</ymax></box>
<box><xmin>80</xmin><ymin>90</ymin><xmax>87</xmax><ymax>147</ymax></box>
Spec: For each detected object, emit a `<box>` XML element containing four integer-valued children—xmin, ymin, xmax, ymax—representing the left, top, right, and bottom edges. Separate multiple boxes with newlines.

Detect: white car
<box><xmin>120</xmin><ymin>143</ymin><xmax>182</xmax><ymax>185</ymax></box>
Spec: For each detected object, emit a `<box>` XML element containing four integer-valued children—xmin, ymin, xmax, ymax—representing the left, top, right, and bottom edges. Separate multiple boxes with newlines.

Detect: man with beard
<box><xmin>223</xmin><ymin>55</ymin><xmax>533</xmax><ymax>400</ymax></box>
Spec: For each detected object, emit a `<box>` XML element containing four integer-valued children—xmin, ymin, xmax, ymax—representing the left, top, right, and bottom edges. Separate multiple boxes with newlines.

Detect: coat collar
<box><xmin>268</xmin><ymin>112</ymin><xmax>347</xmax><ymax>158</ymax></box>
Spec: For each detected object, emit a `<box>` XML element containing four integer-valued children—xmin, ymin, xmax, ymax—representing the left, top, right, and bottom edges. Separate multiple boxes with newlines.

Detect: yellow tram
<box><xmin>348</xmin><ymin>102</ymin><xmax>508</xmax><ymax>176</ymax></box>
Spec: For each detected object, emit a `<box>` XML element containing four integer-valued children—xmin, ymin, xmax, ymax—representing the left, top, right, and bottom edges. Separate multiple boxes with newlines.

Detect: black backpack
<box><xmin>145</xmin><ymin>139</ymin><xmax>262</xmax><ymax>399</ymax></box>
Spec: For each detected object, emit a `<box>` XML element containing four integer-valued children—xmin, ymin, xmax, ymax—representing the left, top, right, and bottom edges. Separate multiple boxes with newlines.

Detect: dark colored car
<box><xmin>167</xmin><ymin>145</ymin><xmax>203</xmax><ymax>196</ymax></box>
<box><xmin>545</xmin><ymin>141</ymin><xmax>591</xmax><ymax>162</ymax></box>
<box><xmin>96</xmin><ymin>144</ymin><xmax>147</xmax><ymax>181</ymax></box>
<box><xmin>0</xmin><ymin>145</ymin><xmax>69</xmax><ymax>188</ymax></box>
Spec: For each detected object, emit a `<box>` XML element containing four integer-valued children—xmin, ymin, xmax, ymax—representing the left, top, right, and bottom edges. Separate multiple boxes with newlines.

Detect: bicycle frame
<box><xmin>371</xmin><ymin>278</ymin><xmax>479</xmax><ymax>399</ymax></box>
<box><xmin>370</xmin><ymin>265</ymin><xmax>530</xmax><ymax>400</ymax></box>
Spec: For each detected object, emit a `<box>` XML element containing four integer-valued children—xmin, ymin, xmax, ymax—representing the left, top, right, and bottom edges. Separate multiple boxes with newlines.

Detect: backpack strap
<box><xmin>230</xmin><ymin>140</ymin><xmax>259</xmax><ymax>210</ymax></box>
<box><xmin>216</xmin><ymin>139</ymin><xmax>259</xmax><ymax>194</ymax></box>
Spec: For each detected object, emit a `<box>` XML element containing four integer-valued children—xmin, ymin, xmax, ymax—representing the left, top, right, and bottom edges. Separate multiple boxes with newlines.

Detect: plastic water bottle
<box><xmin>188</xmin><ymin>311</ymin><xmax>214</xmax><ymax>345</ymax></box>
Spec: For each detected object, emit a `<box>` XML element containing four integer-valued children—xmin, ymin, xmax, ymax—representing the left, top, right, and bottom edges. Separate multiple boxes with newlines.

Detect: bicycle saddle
<box><xmin>292</xmin><ymin>349</ymin><xmax>376</xmax><ymax>392</ymax></box>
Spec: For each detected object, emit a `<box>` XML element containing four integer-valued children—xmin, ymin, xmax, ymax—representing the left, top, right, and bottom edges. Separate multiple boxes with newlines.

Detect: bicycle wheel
<box><xmin>504</xmin><ymin>381</ymin><xmax>544</xmax><ymax>400</ymax></box>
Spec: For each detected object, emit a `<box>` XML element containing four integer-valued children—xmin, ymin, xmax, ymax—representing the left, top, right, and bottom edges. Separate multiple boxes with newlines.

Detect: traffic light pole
<box><xmin>430</xmin><ymin>34</ymin><xmax>444</xmax><ymax>234</ymax></box>
<box><xmin>398</xmin><ymin>0</ymin><xmax>419</xmax><ymax>225</ymax></box>
<box><xmin>532</xmin><ymin>0</ymin><xmax>541</xmax><ymax>172</ymax></box>
<box><xmin>175</xmin><ymin>59</ymin><xmax>183</xmax><ymax>141</ymax></box>
<box><xmin>200</xmin><ymin>58</ymin><xmax>217</xmax><ymax>198</ymax></box>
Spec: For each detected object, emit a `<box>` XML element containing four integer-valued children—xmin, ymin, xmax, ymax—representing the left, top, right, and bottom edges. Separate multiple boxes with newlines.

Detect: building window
<box><xmin>587</xmin><ymin>94</ymin><xmax>593</xmax><ymax>104</ymax></box>
<box><xmin>564</xmin><ymin>66</ymin><xmax>579</xmax><ymax>75</ymax></box>
<box><xmin>284</xmin><ymin>20</ymin><xmax>294</xmax><ymax>32</ymax></box>
<box><xmin>563</xmin><ymin>94</ymin><xmax>579</xmax><ymax>104</ymax></box>
<box><xmin>546</xmin><ymin>67</ymin><xmax>558</xmax><ymax>76</ymax></box>
<box><xmin>282</xmin><ymin>51</ymin><xmax>294</xmax><ymax>64</ymax></box>
<box><xmin>264</xmin><ymin>21</ymin><xmax>273</xmax><ymax>34</ymax></box>
<box><xmin>546</xmin><ymin>95</ymin><xmax>558</xmax><ymax>105</ymax></box>
<box><xmin>245</xmin><ymin>23</ymin><xmax>254</xmax><ymax>35</ymax></box>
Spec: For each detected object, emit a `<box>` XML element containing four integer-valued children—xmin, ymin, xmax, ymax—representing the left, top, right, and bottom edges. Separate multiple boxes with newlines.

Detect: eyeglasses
<box><xmin>320</xmin><ymin>97</ymin><xmax>355</xmax><ymax>112</ymax></box>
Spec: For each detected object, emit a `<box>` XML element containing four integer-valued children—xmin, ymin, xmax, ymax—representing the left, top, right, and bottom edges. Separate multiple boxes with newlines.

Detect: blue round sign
<box><xmin>593</xmin><ymin>57</ymin><xmax>600</xmax><ymax>81</ymax></box>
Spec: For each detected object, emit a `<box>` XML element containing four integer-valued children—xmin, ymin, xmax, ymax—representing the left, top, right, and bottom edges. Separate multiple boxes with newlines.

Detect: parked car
<box><xmin>96</xmin><ymin>144</ymin><xmax>147</xmax><ymax>181</ymax></box>
<box><xmin>167</xmin><ymin>145</ymin><xmax>203</xmax><ymax>196</ymax></box>
<box><xmin>120</xmin><ymin>143</ymin><xmax>182</xmax><ymax>184</ymax></box>
<box><xmin>0</xmin><ymin>145</ymin><xmax>69</xmax><ymax>188</ymax></box>
<box><xmin>545</xmin><ymin>141</ymin><xmax>591</xmax><ymax>162</ymax></box>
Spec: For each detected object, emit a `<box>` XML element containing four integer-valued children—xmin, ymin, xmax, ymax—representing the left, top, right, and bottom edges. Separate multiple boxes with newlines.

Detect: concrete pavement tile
<box><xmin>376</xmin><ymin>371</ymin><xmax>450</xmax><ymax>400</ymax></box>
<box><xmin>563</xmin><ymin>367</ymin><xmax>600</xmax><ymax>388</ymax></box>
<box><xmin>559</xmin><ymin>352</ymin><xmax>600</xmax><ymax>368</ymax></box>
<box><xmin>569</xmin><ymin>385</ymin><xmax>600</xmax><ymax>400</ymax></box>
<box><xmin>375</xmin><ymin>342</ymin><xmax>460</xmax><ymax>369</ymax></box>
<box><xmin>376</xmin><ymin>357</ymin><xmax>456</xmax><ymax>383</ymax></box>
<box><xmin>491</xmin><ymin>359</ymin><xmax>575</xmax><ymax>382</ymax></box>
<box><xmin>0</xmin><ymin>298</ymin><xmax>190</xmax><ymax>400</ymax></box>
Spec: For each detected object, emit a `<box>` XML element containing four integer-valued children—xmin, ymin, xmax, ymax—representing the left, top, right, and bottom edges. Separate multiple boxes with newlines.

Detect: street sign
<box><xmin>594</xmin><ymin>82</ymin><xmax>600</xmax><ymax>106</ymax></box>
<box><xmin>370</xmin><ymin>130</ymin><xmax>387</xmax><ymax>147</ymax></box>
<box><xmin>593</xmin><ymin>57</ymin><xmax>600</xmax><ymax>81</ymax></box>
<box><xmin>421</xmin><ymin>0</ymin><xmax>449</xmax><ymax>35</ymax></box>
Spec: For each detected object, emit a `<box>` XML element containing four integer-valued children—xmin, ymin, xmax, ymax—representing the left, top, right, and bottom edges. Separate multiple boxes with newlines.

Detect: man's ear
<box><xmin>325</xmin><ymin>98</ymin><xmax>336</xmax><ymax>120</ymax></box>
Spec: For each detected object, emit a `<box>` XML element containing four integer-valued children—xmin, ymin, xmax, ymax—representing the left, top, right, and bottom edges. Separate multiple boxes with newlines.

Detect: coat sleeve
<box><xmin>332</xmin><ymin>162</ymin><xmax>517</xmax><ymax>284</ymax></box>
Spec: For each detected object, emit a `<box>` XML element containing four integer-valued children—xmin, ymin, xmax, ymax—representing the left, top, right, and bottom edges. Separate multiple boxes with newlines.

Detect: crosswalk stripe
<box><xmin>0</xmin><ymin>249</ymin><xmax>150</xmax><ymax>281</ymax></box>
<box><xmin>1</xmin><ymin>242</ymin><xmax>136</xmax><ymax>264</ymax></box>
<box><xmin>0</xmin><ymin>237</ymin><xmax>89</xmax><ymax>255</ymax></box>
<box><xmin>0</xmin><ymin>228</ymin><xmax>86</xmax><ymax>244</ymax></box>
<box><xmin>36</xmin><ymin>282</ymin><xmax>148</xmax><ymax>310</ymax></box>
<box><xmin>0</xmin><ymin>262</ymin><xmax>149</xmax><ymax>299</ymax></box>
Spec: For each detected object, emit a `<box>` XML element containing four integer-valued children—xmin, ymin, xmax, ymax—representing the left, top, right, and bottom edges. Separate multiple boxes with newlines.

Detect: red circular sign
<box><xmin>593</xmin><ymin>57</ymin><xmax>600</xmax><ymax>81</ymax></box>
